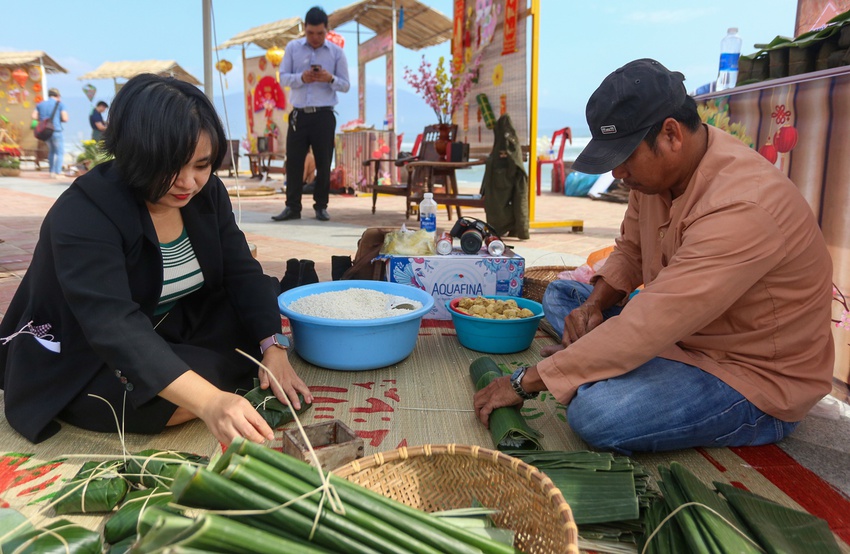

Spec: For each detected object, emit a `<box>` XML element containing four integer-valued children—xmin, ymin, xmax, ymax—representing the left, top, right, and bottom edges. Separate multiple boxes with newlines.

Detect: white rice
<box><xmin>289</xmin><ymin>288</ymin><xmax>423</xmax><ymax>320</ymax></box>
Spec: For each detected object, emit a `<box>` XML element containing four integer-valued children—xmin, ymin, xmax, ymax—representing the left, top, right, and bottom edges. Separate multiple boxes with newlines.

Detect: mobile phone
<box><xmin>311</xmin><ymin>64</ymin><xmax>322</xmax><ymax>72</ymax></box>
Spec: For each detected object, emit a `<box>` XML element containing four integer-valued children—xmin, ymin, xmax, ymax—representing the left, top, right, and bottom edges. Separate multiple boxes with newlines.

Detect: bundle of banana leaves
<box><xmin>124</xmin><ymin>449</ymin><xmax>208</xmax><ymax>489</ymax></box>
<box><xmin>640</xmin><ymin>461</ymin><xmax>842</xmax><ymax>554</ymax></box>
<box><xmin>53</xmin><ymin>460</ymin><xmax>129</xmax><ymax>515</ymax></box>
<box><xmin>136</xmin><ymin>437</ymin><xmax>522</xmax><ymax>553</ymax></box>
<box><xmin>243</xmin><ymin>378</ymin><xmax>311</xmax><ymax>428</ymax></box>
<box><xmin>469</xmin><ymin>358</ymin><xmax>543</xmax><ymax>451</ymax></box>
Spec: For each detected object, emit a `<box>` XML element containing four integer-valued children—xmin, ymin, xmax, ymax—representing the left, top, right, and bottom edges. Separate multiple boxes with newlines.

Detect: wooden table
<box><xmin>404</xmin><ymin>158</ymin><xmax>487</xmax><ymax>220</ymax></box>
<box><xmin>246</xmin><ymin>152</ymin><xmax>286</xmax><ymax>183</ymax></box>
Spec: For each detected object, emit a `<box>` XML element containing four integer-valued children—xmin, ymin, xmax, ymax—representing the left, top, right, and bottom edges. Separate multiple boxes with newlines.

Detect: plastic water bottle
<box><xmin>716</xmin><ymin>27</ymin><xmax>742</xmax><ymax>91</ymax></box>
<box><xmin>419</xmin><ymin>193</ymin><xmax>437</xmax><ymax>237</ymax></box>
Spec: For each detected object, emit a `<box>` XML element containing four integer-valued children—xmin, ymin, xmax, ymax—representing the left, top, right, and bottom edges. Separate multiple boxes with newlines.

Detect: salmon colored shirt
<box><xmin>537</xmin><ymin>126</ymin><xmax>834</xmax><ymax>422</ymax></box>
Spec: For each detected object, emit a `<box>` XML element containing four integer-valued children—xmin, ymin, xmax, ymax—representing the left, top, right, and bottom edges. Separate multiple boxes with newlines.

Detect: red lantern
<box><xmin>11</xmin><ymin>68</ymin><xmax>28</xmax><ymax>87</ymax></box>
<box><xmin>326</xmin><ymin>30</ymin><xmax>345</xmax><ymax>48</ymax></box>
<box><xmin>773</xmin><ymin>125</ymin><xmax>798</xmax><ymax>153</ymax></box>
<box><xmin>759</xmin><ymin>141</ymin><xmax>778</xmax><ymax>164</ymax></box>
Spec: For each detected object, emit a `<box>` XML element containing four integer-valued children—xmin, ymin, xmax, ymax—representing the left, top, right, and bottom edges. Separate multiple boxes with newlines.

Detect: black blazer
<box><xmin>0</xmin><ymin>161</ymin><xmax>281</xmax><ymax>442</ymax></box>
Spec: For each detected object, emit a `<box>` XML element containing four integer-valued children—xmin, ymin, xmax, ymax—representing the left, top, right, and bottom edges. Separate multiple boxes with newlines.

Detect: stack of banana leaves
<box><xmin>641</xmin><ymin>461</ymin><xmax>842</xmax><ymax>554</ymax></box>
<box><xmin>1</xmin><ymin>440</ymin><xmax>528</xmax><ymax>553</ymax></box>
<box><xmin>511</xmin><ymin>450</ymin><xmax>658</xmax><ymax>553</ymax></box>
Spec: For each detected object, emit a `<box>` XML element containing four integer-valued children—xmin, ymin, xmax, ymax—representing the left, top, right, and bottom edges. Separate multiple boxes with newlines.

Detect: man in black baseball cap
<box><xmin>473</xmin><ymin>58</ymin><xmax>834</xmax><ymax>455</ymax></box>
<box><xmin>572</xmin><ymin>58</ymin><xmax>688</xmax><ymax>174</ymax></box>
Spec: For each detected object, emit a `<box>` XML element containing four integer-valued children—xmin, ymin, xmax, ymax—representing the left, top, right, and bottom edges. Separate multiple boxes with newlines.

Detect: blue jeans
<box><xmin>47</xmin><ymin>132</ymin><xmax>64</xmax><ymax>174</ymax></box>
<box><xmin>541</xmin><ymin>280</ymin><xmax>799</xmax><ymax>454</ymax></box>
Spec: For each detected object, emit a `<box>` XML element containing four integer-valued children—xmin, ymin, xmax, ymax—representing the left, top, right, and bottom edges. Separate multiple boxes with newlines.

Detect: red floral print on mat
<box><xmin>0</xmin><ymin>453</ymin><xmax>64</xmax><ymax>508</ymax></box>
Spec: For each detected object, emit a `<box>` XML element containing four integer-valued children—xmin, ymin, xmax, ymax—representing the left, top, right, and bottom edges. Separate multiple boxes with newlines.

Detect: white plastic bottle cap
<box><xmin>424</xmin><ymin>192</ymin><xmax>433</xmax><ymax>199</ymax></box>
<box><xmin>728</xmin><ymin>27</ymin><xmax>738</xmax><ymax>34</ymax></box>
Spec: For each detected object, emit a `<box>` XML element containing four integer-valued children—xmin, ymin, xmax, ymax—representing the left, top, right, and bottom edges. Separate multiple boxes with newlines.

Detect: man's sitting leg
<box><xmin>566</xmin><ymin>358</ymin><xmax>799</xmax><ymax>454</ymax></box>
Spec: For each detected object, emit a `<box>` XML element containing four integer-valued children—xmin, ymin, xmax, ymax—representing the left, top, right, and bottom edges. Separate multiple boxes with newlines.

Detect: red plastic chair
<box><xmin>536</xmin><ymin>127</ymin><xmax>572</xmax><ymax>195</ymax></box>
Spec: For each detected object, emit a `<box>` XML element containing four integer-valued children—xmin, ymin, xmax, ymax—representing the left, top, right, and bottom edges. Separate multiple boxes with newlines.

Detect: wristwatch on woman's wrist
<box><xmin>510</xmin><ymin>366</ymin><xmax>539</xmax><ymax>400</ymax></box>
<box><xmin>259</xmin><ymin>333</ymin><xmax>290</xmax><ymax>355</ymax></box>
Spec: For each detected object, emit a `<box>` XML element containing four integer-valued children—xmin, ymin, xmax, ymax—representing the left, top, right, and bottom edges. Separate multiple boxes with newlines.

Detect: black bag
<box><xmin>34</xmin><ymin>101</ymin><xmax>60</xmax><ymax>141</ymax></box>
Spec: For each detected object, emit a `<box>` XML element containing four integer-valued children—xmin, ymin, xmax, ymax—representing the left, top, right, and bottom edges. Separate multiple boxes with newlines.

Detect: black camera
<box><xmin>450</xmin><ymin>217</ymin><xmax>494</xmax><ymax>254</ymax></box>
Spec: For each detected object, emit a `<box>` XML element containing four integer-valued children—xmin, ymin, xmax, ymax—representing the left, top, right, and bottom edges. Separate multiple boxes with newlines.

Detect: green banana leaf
<box><xmin>124</xmin><ymin>450</ymin><xmax>209</xmax><ymax>489</ymax></box>
<box><xmin>243</xmin><ymin>378</ymin><xmax>311</xmax><ymax>428</ymax></box>
<box><xmin>104</xmin><ymin>486</ymin><xmax>176</xmax><ymax>544</ymax></box>
<box><xmin>715</xmin><ymin>482</ymin><xmax>842</xmax><ymax>554</ymax></box>
<box><xmin>0</xmin><ymin>519</ymin><xmax>102</xmax><ymax>553</ymax></box>
<box><xmin>53</xmin><ymin>460</ymin><xmax>129</xmax><ymax>515</ymax></box>
<box><xmin>0</xmin><ymin>507</ymin><xmax>32</xmax><ymax>546</ymax></box>
<box><xmin>469</xmin><ymin>357</ymin><xmax>542</xmax><ymax>451</ymax></box>
<box><xmin>107</xmin><ymin>534</ymin><xmax>138</xmax><ymax>553</ymax></box>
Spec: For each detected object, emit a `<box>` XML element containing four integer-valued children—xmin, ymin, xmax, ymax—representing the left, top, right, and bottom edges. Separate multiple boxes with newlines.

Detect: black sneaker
<box><xmin>315</xmin><ymin>208</ymin><xmax>330</xmax><ymax>221</ymax></box>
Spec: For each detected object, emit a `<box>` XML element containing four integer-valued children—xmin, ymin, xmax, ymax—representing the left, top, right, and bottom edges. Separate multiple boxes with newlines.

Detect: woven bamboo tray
<box><xmin>333</xmin><ymin>444</ymin><xmax>579</xmax><ymax>554</ymax></box>
<box><xmin>522</xmin><ymin>265</ymin><xmax>575</xmax><ymax>303</ymax></box>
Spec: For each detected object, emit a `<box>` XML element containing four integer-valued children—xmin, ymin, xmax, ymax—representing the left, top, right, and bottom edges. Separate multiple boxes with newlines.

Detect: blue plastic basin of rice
<box><xmin>278</xmin><ymin>280</ymin><xmax>434</xmax><ymax>371</ymax></box>
<box><xmin>446</xmin><ymin>296</ymin><xmax>545</xmax><ymax>354</ymax></box>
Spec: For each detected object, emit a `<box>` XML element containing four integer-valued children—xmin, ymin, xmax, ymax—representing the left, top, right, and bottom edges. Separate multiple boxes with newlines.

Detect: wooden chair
<box><xmin>363</xmin><ymin>124</ymin><xmax>457</xmax><ymax>217</ymax></box>
<box><xmin>536</xmin><ymin>127</ymin><xmax>572</xmax><ymax>195</ymax></box>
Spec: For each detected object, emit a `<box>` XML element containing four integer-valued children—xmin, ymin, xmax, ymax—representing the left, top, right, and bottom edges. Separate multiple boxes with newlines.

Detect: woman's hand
<box><xmin>257</xmin><ymin>347</ymin><xmax>313</xmax><ymax>410</ymax></box>
<box><xmin>161</xmin><ymin>371</ymin><xmax>275</xmax><ymax>445</ymax></box>
<box><xmin>197</xmin><ymin>390</ymin><xmax>276</xmax><ymax>445</ymax></box>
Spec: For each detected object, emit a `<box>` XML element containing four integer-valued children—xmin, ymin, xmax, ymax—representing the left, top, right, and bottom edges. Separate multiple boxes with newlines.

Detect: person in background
<box><xmin>1</xmin><ymin>74</ymin><xmax>312</xmax><ymax>445</ymax></box>
<box><xmin>272</xmin><ymin>5</ymin><xmax>350</xmax><ymax>222</ymax></box>
<box><xmin>90</xmin><ymin>100</ymin><xmax>108</xmax><ymax>140</ymax></box>
<box><xmin>473</xmin><ymin>59</ymin><xmax>834</xmax><ymax>454</ymax></box>
<box><xmin>32</xmin><ymin>88</ymin><xmax>69</xmax><ymax>178</ymax></box>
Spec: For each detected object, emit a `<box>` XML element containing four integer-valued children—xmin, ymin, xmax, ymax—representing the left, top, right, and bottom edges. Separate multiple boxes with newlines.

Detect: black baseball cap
<box><xmin>572</xmin><ymin>59</ymin><xmax>687</xmax><ymax>174</ymax></box>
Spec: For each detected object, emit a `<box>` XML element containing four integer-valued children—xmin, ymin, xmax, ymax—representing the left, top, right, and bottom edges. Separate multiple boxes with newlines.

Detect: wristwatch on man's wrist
<box><xmin>510</xmin><ymin>366</ymin><xmax>539</xmax><ymax>400</ymax></box>
<box><xmin>259</xmin><ymin>333</ymin><xmax>290</xmax><ymax>355</ymax></box>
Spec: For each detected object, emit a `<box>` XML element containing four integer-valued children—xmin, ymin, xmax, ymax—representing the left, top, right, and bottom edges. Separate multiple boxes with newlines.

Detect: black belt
<box><xmin>293</xmin><ymin>106</ymin><xmax>334</xmax><ymax>114</ymax></box>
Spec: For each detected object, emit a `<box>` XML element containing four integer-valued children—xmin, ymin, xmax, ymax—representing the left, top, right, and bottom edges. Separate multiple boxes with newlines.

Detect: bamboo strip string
<box><xmin>640</xmin><ymin>501</ymin><xmax>766</xmax><ymax>554</ymax></box>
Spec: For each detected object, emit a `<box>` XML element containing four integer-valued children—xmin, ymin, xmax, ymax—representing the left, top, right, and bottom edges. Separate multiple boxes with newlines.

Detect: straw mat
<box><xmin>1</xmin><ymin>320</ymin><xmax>849</xmax><ymax>549</ymax></box>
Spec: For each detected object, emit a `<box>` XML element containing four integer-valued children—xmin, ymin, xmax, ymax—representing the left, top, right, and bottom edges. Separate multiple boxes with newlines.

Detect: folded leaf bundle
<box><xmin>641</xmin><ymin>462</ymin><xmax>841</xmax><ymax>554</ymax></box>
<box><xmin>53</xmin><ymin>460</ymin><xmax>129</xmax><ymax>515</ymax></box>
<box><xmin>469</xmin><ymin>357</ymin><xmax>543</xmax><ymax>451</ymax></box>
<box><xmin>124</xmin><ymin>449</ymin><xmax>209</xmax><ymax>488</ymax></box>
<box><xmin>243</xmin><ymin>378</ymin><xmax>311</xmax><ymax>428</ymax></box>
<box><xmin>714</xmin><ymin>482</ymin><xmax>841</xmax><ymax>554</ymax></box>
<box><xmin>103</xmin><ymin>486</ymin><xmax>175</xmax><ymax>544</ymax></box>
<box><xmin>0</xmin><ymin>519</ymin><xmax>102</xmax><ymax>553</ymax></box>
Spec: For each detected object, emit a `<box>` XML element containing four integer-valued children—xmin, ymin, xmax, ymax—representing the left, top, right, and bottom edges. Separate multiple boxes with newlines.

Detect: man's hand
<box><xmin>258</xmin><ymin>347</ymin><xmax>313</xmax><ymax>411</ymax></box>
<box><xmin>540</xmin><ymin>301</ymin><xmax>604</xmax><ymax>357</ymax></box>
<box><xmin>473</xmin><ymin>376</ymin><xmax>522</xmax><ymax>428</ymax></box>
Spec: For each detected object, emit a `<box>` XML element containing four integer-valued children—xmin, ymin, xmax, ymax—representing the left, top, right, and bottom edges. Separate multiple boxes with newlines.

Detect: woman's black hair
<box><xmin>643</xmin><ymin>95</ymin><xmax>702</xmax><ymax>152</ymax></box>
<box><xmin>102</xmin><ymin>74</ymin><xmax>227</xmax><ymax>202</ymax></box>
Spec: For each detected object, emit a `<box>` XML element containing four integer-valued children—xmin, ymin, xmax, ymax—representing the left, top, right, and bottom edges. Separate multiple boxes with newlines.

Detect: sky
<box><xmin>2</xmin><ymin>0</ymin><xmax>799</xmax><ymax>143</ymax></box>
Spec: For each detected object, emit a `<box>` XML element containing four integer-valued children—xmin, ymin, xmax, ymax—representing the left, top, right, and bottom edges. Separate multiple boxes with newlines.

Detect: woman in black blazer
<box><xmin>0</xmin><ymin>74</ymin><xmax>312</xmax><ymax>444</ymax></box>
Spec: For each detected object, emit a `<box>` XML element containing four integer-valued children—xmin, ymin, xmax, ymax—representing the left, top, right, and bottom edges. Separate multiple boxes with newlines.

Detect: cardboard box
<box><xmin>383</xmin><ymin>249</ymin><xmax>525</xmax><ymax>319</ymax></box>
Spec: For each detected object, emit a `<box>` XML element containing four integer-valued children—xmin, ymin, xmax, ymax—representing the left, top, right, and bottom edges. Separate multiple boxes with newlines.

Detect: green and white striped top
<box><xmin>154</xmin><ymin>228</ymin><xmax>204</xmax><ymax>315</ymax></box>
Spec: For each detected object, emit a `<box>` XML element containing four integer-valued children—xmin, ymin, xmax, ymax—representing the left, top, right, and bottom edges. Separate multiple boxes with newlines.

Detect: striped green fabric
<box><xmin>155</xmin><ymin>229</ymin><xmax>204</xmax><ymax>315</ymax></box>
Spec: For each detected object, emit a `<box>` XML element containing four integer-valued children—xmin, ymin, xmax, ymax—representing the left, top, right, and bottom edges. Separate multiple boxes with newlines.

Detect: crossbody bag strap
<box><xmin>48</xmin><ymin>100</ymin><xmax>60</xmax><ymax>120</ymax></box>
